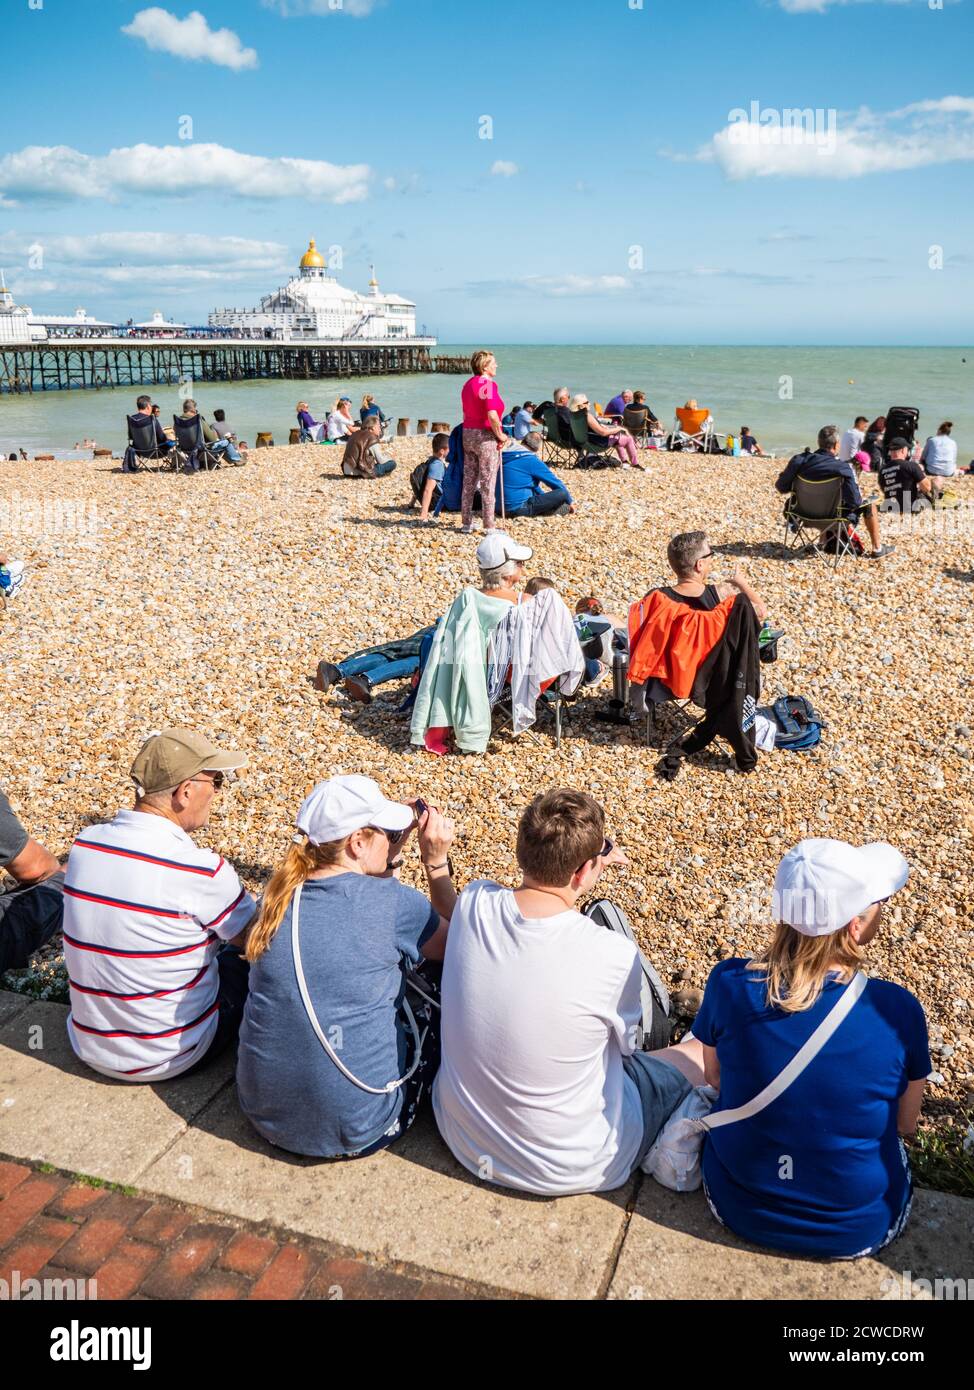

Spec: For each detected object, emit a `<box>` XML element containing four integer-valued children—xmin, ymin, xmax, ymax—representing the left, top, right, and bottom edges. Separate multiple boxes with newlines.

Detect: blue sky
<box><xmin>2</xmin><ymin>0</ymin><xmax>972</xmax><ymax>343</ymax></box>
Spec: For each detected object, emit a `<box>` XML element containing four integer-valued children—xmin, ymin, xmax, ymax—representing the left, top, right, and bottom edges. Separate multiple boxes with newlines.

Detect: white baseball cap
<box><xmin>296</xmin><ymin>775</ymin><xmax>412</xmax><ymax>845</ymax></box>
<box><xmin>772</xmin><ymin>838</ymin><xmax>909</xmax><ymax>937</ymax></box>
<box><xmin>475</xmin><ymin>531</ymin><xmax>533</xmax><ymax>570</ymax></box>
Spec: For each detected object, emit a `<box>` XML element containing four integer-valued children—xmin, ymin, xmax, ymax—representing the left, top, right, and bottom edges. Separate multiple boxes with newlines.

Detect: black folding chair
<box><xmin>541</xmin><ymin>406</ymin><xmax>580</xmax><ymax>469</ymax></box>
<box><xmin>782</xmin><ymin>474</ymin><xmax>857</xmax><ymax>570</ymax></box>
<box><xmin>172</xmin><ymin>414</ymin><xmax>222</xmax><ymax>472</ymax></box>
<box><xmin>125</xmin><ymin>416</ymin><xmax>174</xmax><ymax>473</ymax></box>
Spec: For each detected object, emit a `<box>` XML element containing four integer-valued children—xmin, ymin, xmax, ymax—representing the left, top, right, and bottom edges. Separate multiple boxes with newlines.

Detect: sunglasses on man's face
<box><xmin>577</xmin><ymin>838</ymin><xmax>613</xmax><ymax>875</ymax></box>
<box><xmin>191</xmin><ymin>772</ymin><xmax>224</xmax><ymax>791</ymax></box>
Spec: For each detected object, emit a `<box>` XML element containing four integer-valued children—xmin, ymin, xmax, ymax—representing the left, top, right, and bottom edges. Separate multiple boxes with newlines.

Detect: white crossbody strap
<box><xmin>702</xmin><ymin>971</ymin><xmax>868</xmax><ymax>1131</ymax></box>
<box><xmin>290</xmin><ymin>882</ymin><xmax>424</xmax><ymax>1096</ymax></box>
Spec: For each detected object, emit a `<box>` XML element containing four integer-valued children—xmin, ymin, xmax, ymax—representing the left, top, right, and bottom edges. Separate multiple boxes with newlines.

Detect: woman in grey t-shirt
<box><xmin>237</xmin><ymin>776</ymin><xmax>456</xmax><ymax>1158</ymax></box>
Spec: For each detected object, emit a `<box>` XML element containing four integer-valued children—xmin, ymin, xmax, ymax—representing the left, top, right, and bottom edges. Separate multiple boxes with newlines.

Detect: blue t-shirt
<box><xmin>512</xmin><ymin>409</ymin><xmax>534</xmax><ymax>440</ymax></box>
<box><xmin>499</xmin><ymin>448</ymin><xmax>571</xmax><ymax>511</ymax></box>
<box><xmin>693</xmin><ymin>958</ymin><xmax>930</xmax><ymax>1258</ymax></box>
<box><xmin>236</xmin><ymin>874</ymin><xmax>438</xmax><ymax>1157</ymax></box>
<box><xmin>425</xmin><ymin>455</ymin><xmax>446</xmax><ymax>483</ymax></box>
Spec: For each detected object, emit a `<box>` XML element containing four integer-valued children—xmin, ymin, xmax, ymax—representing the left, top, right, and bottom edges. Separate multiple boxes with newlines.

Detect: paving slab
<box><xmin>609</xmin><ymin>1181</ymin><xmax>974</xmax><ymax>1300</ymax></box>
<box><xmin>138</xmin><ymin>1086</ymin><xmax>630</xmax><ymax>1300</ymax></box>
<box><xmin>0</xmin><ymin>1001</ymin><xmax>233</xmax><ymax>1186</ymax></box>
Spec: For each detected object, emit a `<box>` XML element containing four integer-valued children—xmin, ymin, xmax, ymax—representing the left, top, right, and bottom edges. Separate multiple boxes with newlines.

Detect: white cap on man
<box><xmin>772</xmin><ymin>839</ymin><xmax>909</xmax><ymax>937</ymax></box>
<box><xmin>475</xmin><ymin>531</ymin><xmax>533</xmax><ymax>569</ymax></box>
<box><xmin>296</xmin><ymin>775</ymin><xmax>412</xmax><ymax>846</ymax></box>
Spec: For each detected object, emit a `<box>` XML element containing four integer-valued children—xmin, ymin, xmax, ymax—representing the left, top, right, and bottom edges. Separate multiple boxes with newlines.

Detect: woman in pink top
<box><xmin>460</xmin><ymin>349</ymin><xmax>510</xmax><ymax>534</ymax></box>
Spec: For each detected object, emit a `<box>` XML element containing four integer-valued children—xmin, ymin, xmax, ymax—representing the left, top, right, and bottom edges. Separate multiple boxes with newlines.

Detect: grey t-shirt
<box><xmin>0</xmin><ymin>788</ymin><xmax>29</xmax><ymax>868</ymax></box>
<box><xmin>237</xmin><ymin>873</ymin><xmax>438</xmax><ymax>1157</ymax></box>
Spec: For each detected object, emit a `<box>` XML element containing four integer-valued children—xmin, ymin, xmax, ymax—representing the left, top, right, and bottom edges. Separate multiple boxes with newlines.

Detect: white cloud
<box><xmin>261</xmin><ymin>0</ymin><xmax>380</xmax><ymax>17</ymax></box>
<box><xmin>778</xmin><ymin>0</ymin><xmax>913</xmax><ymax>12</ymax></box>
<box><xmin>0</xmin><ymin>230</ymin><xmax>287</xmax><ymax>268</ymax></box>
<box><xmin>0</xmin><ymin>143</ymin><xmax>371</xmax><ymax>203</ymax></box>
<box><xmin>490</xmin><ymin>160</ymin><xmax>519</xmax><ymax>177</ymax></box>
<box><xmin>686</xmin><ymin>96</ymin><xmax>974</xmax><ymax>179</ymax></box>
<box><xmin>122</xmin><ymin>8</ymin><xmax>258</xmax><ymax>70</ymax></box>
<box><xmin>0</xmin><ymin>232</ymin><xmax>294</xmax><ymax>294</ymax></box>
<box><xmin>468</xmin><ymin>274</ymin><xmax>631</xmax><ymax>298</ymax></box>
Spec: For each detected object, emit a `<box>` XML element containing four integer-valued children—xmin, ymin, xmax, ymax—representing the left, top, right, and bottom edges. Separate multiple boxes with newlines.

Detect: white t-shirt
<box><xmin>839</xmin><ymin>426</ymin><xmax>865</xmax><ymax>462</ymax></box>
<box><xmin>63</xmin><ymin>810</ymin><xmax>255</xmax><ymax>1081</ymax></box>
<box><xmin>432</xmin><ymin>880</ymin><xmax>645</xmax><ymax>1195</ymax></box>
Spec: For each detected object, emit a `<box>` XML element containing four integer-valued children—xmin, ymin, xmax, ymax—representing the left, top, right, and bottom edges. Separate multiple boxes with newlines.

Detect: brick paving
<box><xmin>0</xmin><ymin>1158</ymin><xmax>507</xmax><ymax>1301</ymax></box>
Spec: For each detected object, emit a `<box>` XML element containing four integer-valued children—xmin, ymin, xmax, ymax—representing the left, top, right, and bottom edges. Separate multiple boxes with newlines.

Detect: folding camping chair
<box><xmin>172</xmin><ymin>414</ymin><xmax>223</xmax><ymax>472</ymax></box>
<box><xmin>668</xmin><ymin>405</ymin><xmax>717</xmax><ymax>453</ymax></box>
<box><xmin>568</xmin><ymin>409</ymin><xmax>617</xmax><ymax>466</ymax></box>
<box><xmin>492</xmin><ymin>678</ymin><xmax>576</xmax><ymax>749</ymax></box>
<box><xmin>541</xmin><ymin>406</ymin><xmax>580</xmax><ymax>469</ymax></box>
<box><xmin>125</xmin><ymin>415</ymin><xmax>175</xmax><ymax>473</ymax></box>
<box><xmin>781</xmin><ymin>474</ymin><xmax>858</xmax><ymax>570</ymax></box>
<box><xmin>622</xmin><ymin>404</ymin><xmax>658</xmax><ymax>448</ymax></box>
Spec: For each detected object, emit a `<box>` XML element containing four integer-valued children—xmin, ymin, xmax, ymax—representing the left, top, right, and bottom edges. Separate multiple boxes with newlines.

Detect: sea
<box><xmin>1</xmin><ymin>345</ymin><xmax>971</xmax><ymax>460</ymax></box>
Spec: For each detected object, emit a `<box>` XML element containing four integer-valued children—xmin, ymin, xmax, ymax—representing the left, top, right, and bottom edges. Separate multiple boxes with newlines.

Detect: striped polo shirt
<box><xmin>63</xmin><ymin>809</ymin><xmax>255</xmax><ymax>1081</ymax></box>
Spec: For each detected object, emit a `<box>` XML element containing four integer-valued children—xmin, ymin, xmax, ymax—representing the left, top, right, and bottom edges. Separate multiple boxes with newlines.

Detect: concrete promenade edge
<box><xmin>2</xmin><ymin>999</ymin><xmax>971</xmax><ymax>1301</ymax></box>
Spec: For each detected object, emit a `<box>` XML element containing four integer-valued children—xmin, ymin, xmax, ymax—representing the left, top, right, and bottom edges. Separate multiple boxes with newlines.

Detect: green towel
<box><xmin>410</xmin><ymin>588</ymin><xmax>512</xmax><ymax>753</ymax></box>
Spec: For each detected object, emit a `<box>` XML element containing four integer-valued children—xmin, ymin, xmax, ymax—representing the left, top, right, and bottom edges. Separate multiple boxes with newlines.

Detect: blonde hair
<box><xmin>747</xmin><ymin>922</ymin><xmax>865</xmax><ymax>1013</ymax></box>
<box><xmin>470</xmin><ymin>349</ymin><xmax>494</xmax><ymax>375</ymax></box>
<box><xmin>361</xmin><ymin>394</ymin><xmax>374</xmax><ymax>409</ymax></box>
<box><xmin>245</xmin><ymin>832</ymin><xmax>377</xmax><ymax>962</ymax></box>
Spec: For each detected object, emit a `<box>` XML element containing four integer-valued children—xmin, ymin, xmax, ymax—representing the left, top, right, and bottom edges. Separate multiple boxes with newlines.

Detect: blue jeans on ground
<box><xmin>212</xmin><ymin>439</ymin><xmax>242</xmax><ymax>463</ymax></box>
<box><xmin>340</xmin><ymin>652</ymin><xmax>421</xmax><ymax>688</ymax></box>
<box><xmin>506</xmin><ymin>485</ymin><xmax>572</xmax><ymax>518</ymax></box>
<box><xmin>373</xmin><ymin>459</ymin><xmax>396</xmax><ymax>478</ymax></box>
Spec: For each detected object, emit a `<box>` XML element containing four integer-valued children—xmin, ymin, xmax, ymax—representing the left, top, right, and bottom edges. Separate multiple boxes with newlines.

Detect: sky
<box><xmin>1</xmin><ymin>0</ymin><xmax>972</xmax><ymax>344</ymax></box>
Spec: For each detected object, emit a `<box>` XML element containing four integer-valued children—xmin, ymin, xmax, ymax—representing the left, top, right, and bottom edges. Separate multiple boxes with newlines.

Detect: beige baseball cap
<box><xmin>130</xmin><ymin>728</ymin><xmax>247</xmax><ymax>795</ymax></box>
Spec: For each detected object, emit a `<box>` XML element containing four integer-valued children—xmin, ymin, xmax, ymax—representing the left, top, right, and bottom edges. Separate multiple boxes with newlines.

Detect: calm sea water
<box><xmin>1</xmin><ymin>345</ymin><xmax>971</xmax><ymax>459</ymax></box>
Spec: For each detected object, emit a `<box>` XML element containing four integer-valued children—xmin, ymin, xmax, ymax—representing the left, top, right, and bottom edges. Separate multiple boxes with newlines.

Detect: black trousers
<box><xmin>0</xmin><ymin>872</ymin><xmax>64</xmax><ymax>975</ymax></box>
<box><xmin>680</xmin><ymin>704</ymin><xmax>758</xmax><ymax>772</ymax></box>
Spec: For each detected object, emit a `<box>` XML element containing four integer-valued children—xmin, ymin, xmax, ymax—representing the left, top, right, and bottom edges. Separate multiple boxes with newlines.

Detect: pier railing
<box><xmin>0</xmin><ymin>341</ymin><xmax>450</xmax><ymax>393</ymax></box>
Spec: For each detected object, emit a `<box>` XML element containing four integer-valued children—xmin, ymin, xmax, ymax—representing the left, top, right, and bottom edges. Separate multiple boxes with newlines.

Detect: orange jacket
<box><xmin>628</xmin><ymin>589</ymin><xmax>735</xmax><ymax>698</ymax></box>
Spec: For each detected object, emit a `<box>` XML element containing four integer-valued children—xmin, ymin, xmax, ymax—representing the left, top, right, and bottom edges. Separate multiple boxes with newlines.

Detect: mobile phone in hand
<box><xmin>414</xmin><ymin>798</ymin><xmax>428</xmax><ymax>819</ymax></box>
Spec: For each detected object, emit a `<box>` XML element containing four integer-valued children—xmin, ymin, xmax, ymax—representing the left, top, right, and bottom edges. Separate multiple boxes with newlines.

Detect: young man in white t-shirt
<box><xmin>433</xmin><ymin>788</ymin><xmax>705</xmax><ymax>1195</ymax></box>
<box><xmin>839</xmin><ymin>416</ymin><xmax>868</xmax><ymax>463</ymax></box>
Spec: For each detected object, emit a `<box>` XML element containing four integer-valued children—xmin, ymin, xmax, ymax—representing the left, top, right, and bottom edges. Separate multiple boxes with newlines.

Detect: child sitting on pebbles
<box><xmin>0</xmin><ymin>552</ymin><xmax>25</xmax><ymax>600</ymax></box>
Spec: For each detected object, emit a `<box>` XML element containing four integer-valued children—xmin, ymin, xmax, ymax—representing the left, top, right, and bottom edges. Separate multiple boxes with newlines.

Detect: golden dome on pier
<box><xmin>300</xmin><ymin>238</ymin><xmax>325</xmax><ymax>269</ymax></box>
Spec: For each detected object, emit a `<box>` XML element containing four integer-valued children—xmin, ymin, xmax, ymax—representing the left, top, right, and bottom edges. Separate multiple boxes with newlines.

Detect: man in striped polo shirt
<box><xmin>63</xmin><ymin>729</ymin><xmax>256</xmax><ymax>1082</ymax></box>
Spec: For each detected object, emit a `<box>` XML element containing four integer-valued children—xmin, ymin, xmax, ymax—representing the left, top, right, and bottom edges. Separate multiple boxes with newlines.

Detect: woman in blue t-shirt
<box><xmin>693</xmin><ymin>838</ymin><xmax>929</xmax><ymax>1260</ymax></box>
<box><xmin>237</xmin><ymin>776</ymin><xmax>456</xmax><ymax>1159</ymax></box>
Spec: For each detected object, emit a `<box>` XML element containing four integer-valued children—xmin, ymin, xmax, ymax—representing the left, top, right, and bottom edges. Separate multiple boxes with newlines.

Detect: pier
<box><xmin>0</xmin><ymin>339</ymin><xmax>466</xmax><ymax>393</ymax></box>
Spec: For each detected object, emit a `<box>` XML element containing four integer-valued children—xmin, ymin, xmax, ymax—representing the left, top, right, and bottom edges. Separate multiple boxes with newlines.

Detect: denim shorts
<box><xmin>623</xmin><ymin>1052</ymin><xmax>693</xmax><ymax>1171</ymax></box>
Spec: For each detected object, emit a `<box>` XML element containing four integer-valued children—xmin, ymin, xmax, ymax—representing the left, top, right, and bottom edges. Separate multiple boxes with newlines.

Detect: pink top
<box><xmin>461</xmin><ymin>374</ymin><xmax>504</xmax><ymax>430</ymax></box>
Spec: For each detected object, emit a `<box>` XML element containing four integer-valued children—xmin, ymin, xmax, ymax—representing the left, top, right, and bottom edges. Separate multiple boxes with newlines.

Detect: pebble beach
<box><xmin>2</xmin><ymin>439</ymin><xmax>972</xmax><ymax>1121</ymax></box>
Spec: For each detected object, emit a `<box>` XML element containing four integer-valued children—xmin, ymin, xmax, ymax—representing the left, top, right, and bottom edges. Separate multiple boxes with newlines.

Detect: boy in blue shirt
<box><xmin>414</xmin><ymin>432</ymin><xmax>450</xmax><ymax>521</ymax></box>
<box><xmin>500</xmin><ymin>433</ymin><xmax>572</xmax><ymax>518</ymax></box>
